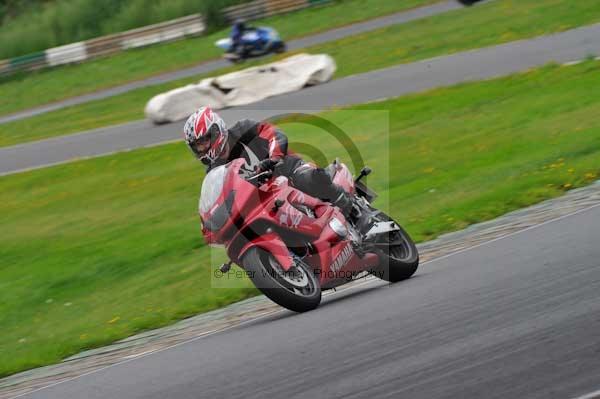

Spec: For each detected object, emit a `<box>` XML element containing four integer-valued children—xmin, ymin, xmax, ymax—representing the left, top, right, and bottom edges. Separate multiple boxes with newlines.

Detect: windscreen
<box><xmin>199</xmin><ymin>165</ymin><xmax>228</xmax><ymax>214</ymax></box>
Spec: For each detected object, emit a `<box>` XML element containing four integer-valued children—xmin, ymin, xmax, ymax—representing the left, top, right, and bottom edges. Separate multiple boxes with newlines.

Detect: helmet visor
<box><xmin>191</xmin><ymin>124</ymin><xmax>221</xmax><ymax>158</ymax></box>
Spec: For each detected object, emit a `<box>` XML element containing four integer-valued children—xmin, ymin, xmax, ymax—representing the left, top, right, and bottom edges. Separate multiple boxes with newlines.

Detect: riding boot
<box><xmin>331</xmin><ymin>187</ymin><xmax>354</xmax><ymax>218</ymax></box>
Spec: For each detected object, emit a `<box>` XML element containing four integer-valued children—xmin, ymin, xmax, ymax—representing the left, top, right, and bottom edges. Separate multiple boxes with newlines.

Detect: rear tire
<box><xmin>367</xmin><ymin>211</ymin><xmax>419</xmax><ymax>282</ymax></box>
<box><xmin>224</xmin><ymin>53</ymin><xmax>243</xmax><ymax>64</ymax></box>
<box><xmin>242</xmin><ymin>248</ymin><xmax>321</xmax><ymax>312</ymax></box>
<box><xmin>273</xmin><ymin>41</ymin><xmax>287</xmax><ymax>54</ymax></box>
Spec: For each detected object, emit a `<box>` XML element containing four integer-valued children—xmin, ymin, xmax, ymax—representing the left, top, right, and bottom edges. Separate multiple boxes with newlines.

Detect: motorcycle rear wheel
<box><xmin>242</xmin><ymin>248</ymin><xmax>321</xmax><ymax>312</ymax></box>
<box><xmin>273</xmin><ymin>42</ymin><xmax>287</xmax><ymax>53</ymax></box>
<box><xmin>367</xmin><ymin>210</ymin><xmax>419</xmax><ymax>282</ymax></box>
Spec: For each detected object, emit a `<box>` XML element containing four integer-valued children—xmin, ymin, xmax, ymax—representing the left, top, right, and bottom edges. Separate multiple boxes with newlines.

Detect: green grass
<box><xmin>3</xmin><ymin>0</ymin><xmax>600</xmax><ymax>148</ymax></box>
<box><xmin>0</xmin><ymin>0</ymin><xmax>439</xmax><ymax>117</ymax></box>
<box><xmin>2</xmin><ymin>60</ymin><xmax>600</xmax><ymax>377</ymax></box>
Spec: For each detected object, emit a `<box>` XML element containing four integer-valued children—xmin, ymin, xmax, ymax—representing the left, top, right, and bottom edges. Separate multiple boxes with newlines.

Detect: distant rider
<box><xmin>230</xmin><ymin>19</ymin><xmax>257</xmax><ymax>58</ymax></box>
<box><xmin>184</xmin><ymin>106</ymin><xmax>354</xmax><ymax>216</ymax></box>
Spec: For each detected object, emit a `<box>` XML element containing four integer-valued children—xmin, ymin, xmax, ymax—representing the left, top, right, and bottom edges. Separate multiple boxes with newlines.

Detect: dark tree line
<box><xmin>1</xmin><ymin>0</ymin><xmax>49</xmax><ymax>23</ymax></box>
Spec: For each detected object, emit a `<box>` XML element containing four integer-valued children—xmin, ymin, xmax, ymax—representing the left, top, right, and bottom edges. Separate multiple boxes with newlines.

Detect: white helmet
<box><xmin>183</xmin><ymin>106</ymin><xmax>228</xmax><ymax>163</ymax></box>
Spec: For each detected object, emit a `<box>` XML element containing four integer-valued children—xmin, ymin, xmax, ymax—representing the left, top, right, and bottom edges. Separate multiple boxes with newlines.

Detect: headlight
<box><xmin>199</xmin><ymin>165</ymin><xmax>228</xmax><ymax>214</ymax></box>
<box><xmin>203</xmin><ymin>191</ymin><xmax>236</xmax><ymax>232</ymax></box>
<box><xmin>329</xmin><ymin>217</ymin><xmax>348</xmax><ymax>238</ymax></box>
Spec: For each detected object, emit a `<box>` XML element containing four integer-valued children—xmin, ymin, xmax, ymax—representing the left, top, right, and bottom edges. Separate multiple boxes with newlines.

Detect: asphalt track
<box><xmin>19</xmin><ymin>201</ymin><xmax>600</xmax><ymax>399</ymax></box>
<box><xmin>0</xmin><ymin>0</ymin><xmax>464</xmax><ymax>125</ymax></box>
<box><xmin>2</xmin><ymin>22</ymin><xmax>600</xmax><ymax>176</ymax></box>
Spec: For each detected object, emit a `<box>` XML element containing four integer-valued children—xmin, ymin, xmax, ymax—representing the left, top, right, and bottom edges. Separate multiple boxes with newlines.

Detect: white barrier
<box><xmin>45</xmin><ymin>42</ymin><xmax>88</xmax><ymax>66</ymax></box>
<box><xmin>145</xmin><ymin>53</ymin><xmax>336</xmax><ymax>123</ymax></box>
<box><xmin>121</xmin><ymin>19</ymin><xmax>205</xmax><ymax>50</ymax></box>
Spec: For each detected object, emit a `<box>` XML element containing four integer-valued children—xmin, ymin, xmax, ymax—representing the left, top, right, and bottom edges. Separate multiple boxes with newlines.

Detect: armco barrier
<box><xmin>223</xmin><ymin>0</ymin><xmax>331</xmax><ymax>22</ymax></box>
<box><xmin>46</xmin><ymin>42</ymin><xmax>87</xmax><ymax>67</ymax></box>
<box><xmin>121</xmin><ymin>14</ymin><xmax>205</xmax><ymax>50</ymax></box>
<box><xmin>0</xmin><ymin>59</ymin><xmax>9</xmax><ymax>75</ymax></box>
<box><xmin>224</xmin><ymin>1</ymin><xmax>269</xmax><ymax>21</ymax></box>
<box><xmin>0</xmin><ymin>14</ymin><xmax>205</xmax><ymax>77</ymax></box>
<box><xmin>85</xmin><ymin>33</ymin><xmax>125</xmax><ymax>59</ymax></box>
<box><xmin>9</xmin><ymin>52</ymin><xmax>47</xmax><ymax>73</ymax></box>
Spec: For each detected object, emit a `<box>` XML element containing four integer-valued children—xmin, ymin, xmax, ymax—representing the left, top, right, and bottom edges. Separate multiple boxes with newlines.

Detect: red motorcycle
<box><xmin>199</xmin><ymin>158</ymin><xmax>419</xmax><ymax>312</ymax></box>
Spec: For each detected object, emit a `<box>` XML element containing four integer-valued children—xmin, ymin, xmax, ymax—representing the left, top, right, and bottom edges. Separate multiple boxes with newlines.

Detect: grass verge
<box><xmin>0</xmin><ymin>0</ymin><xmax>439</xmax><ymax>117</ymax></box>
<box><xmin>1</xmin><ymin>60</ymin><xmax>600</xmax><ymax>377</ymax></box>
<box><xmin>2</xmin><ymin>0</ymin><xmax>600</xmax><ymax>147</ymax></box>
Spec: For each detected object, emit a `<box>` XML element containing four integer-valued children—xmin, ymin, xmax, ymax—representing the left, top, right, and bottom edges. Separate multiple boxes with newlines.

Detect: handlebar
<box><xmin>241</xmin><ymin>159</ymin><xmax>282</xmax><ymax>185</ymax></box>
<box><xmin>246</xmin><ymin>169</ymin><xmax>273</xmax><ymax>185</ymax></box>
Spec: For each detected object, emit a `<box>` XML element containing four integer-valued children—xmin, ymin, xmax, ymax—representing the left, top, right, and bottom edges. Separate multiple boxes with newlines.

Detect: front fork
<box><xmin>219</xmin><ymin>261</ymin><xmax>233</xmax><ymax>273</ymax></box>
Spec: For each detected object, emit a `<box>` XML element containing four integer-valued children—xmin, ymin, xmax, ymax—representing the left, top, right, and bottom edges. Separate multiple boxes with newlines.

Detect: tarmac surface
<box><xmin>16</xmin><ymin>190</ymin><xmax>600</xmax><ymax>399</ymax></box>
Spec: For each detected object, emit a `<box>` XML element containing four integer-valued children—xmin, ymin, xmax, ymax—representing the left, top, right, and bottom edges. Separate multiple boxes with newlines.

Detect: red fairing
<box><xmin>238</xmin><ymin>233</ymin><xmax>293</xmax><ymax>270</ymax></box>
<box><xmin>199</xmin><ymin>158</ymin><xmax>381</xmax><ymax>289</ymax></box>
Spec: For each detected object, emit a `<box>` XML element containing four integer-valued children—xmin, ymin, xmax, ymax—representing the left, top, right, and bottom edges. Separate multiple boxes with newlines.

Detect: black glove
<box><xmin>255</xmin><ymin>158</ymin><xmax>277</xmax><ymax>173</ymax></box>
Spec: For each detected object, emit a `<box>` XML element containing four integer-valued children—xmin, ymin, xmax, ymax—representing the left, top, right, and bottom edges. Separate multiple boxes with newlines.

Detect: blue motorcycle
<box><xmin>215</xmin><ymin>26</ymin><xmax>287</xmax><ymax>63</ymax></box>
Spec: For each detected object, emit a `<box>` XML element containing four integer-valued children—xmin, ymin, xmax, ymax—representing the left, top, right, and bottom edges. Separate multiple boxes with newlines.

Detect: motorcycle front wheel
<box><xmin>368</xmin><ymin>210</ymin><xmax>419</xmax><ymax>282</ymax></box>
<box><xmin>242</xmin><ymin>248</ymin><xmax>321</xmax><ymax>312</ymax></box>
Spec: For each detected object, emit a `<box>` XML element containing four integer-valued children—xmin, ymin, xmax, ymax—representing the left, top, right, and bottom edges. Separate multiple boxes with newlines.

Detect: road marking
<box><xmin>122</xmin><ymin>349</ymin><xmax>157</xmax><ymax>359</ymax></box>
<box><xmin>0</xmin><ymin>138</ymin><xmax>181</xmax><ymax>178</ymax></box>
<box><xmin>569</xmin><ymin>388</ymin><xmax>600</xmax><ymax>399</ymax></box>
<box><xmin>564</xmin><ymin>60</ymin><xmax>584</xmax><ymax>66</ymax></box>
<box><xmin>8</xmin><ymin>201</ymin><xmax>600</xmax><ymax>398</ymax></box>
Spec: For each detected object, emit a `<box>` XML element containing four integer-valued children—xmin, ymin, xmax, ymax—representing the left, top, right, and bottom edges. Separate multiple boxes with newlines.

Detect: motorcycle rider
<box><xmin>184</xmin><ymin>106</ymin><xmax>354</xmax><ymax>216</ymax></box>
<box><xmin>230</xmin><ymin>19</ymin><xmax>256</xmax><ymax>58</ymax></box>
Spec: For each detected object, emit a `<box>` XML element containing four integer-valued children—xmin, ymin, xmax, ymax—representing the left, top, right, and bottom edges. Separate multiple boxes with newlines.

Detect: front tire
<box><xmin>242</xmin><ymin>248</ymin><xmax>321</xmax><ymax>312</ymax></box>
<box><xmin>367</xmin><ymin>211</ymin><xmax>419</xmax><ymax>282</ymax></box>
